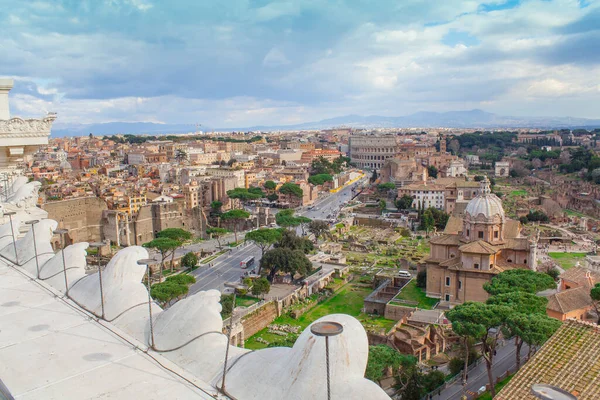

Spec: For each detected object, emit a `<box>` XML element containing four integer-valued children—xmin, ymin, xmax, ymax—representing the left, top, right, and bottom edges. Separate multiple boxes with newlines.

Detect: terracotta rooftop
<box><xmin>496</xmin><ymin>319</ymin><xmax>600</xmax><ymax>400</ymax></box>
<box><xmin>429</xmin><ymin>234</ymin><xmax>462</xmax><ymax>246</ymax></box>
<box><xmin>458</xmin><ymin>240</ymin><xmax>498</xmax><ymax>255</ymax></box>
<box><xmin>546</xmin><ymin>287</ymin><xmax>593</xmax><ymax>314</ymax></box>
<box><xmin>560</xmin><ymin>266</ymin><xmax>600</xmax><ymax>290</ymax></box>
<box><xmin>443</xmin><ymin>216</ymin><xmax>463</xmax><ymax>234</ymax></box>
<box><xmin>501</xmin><ymin>237</ymin><xmax>530</xmax><ymax>251</ymax></box>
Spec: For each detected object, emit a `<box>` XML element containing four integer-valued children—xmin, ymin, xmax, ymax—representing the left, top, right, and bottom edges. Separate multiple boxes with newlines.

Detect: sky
<box><xmin>1</xmin><ymin>0</ymin><xmax>599</xmax><ymax>127</ymax></box>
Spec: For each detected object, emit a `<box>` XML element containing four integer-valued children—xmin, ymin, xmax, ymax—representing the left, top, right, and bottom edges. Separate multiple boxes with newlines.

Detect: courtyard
<box><xmin>244</xmin><ymin>279</ymin><xmax>397</xmax><ymax>350</ymax></box>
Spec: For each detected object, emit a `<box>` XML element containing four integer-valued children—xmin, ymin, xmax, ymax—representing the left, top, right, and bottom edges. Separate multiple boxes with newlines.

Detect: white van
<box><xmin>398</xmin><ymin>271</ymin><xmax>411</xmax><ymax>278</ymax></box>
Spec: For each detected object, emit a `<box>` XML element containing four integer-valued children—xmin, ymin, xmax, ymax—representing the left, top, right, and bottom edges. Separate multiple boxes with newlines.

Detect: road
<box><xmin>188</xmin><ymin>242</ymin><xmax>262</xmax><ymax>295</ymax></box>
<box><xmin>152</xmin><ymin>177</ymin><xmax>367</xmax><ymax>294</ymax></box>
<box><xmin>297</xmin><ymin>178</ymin><xmax>365</xmax><ymax>220</ymax></box>
<box><xmin>431</xmin><ymin>340</ymin><xmax>528</xmax><ymax>400</ymax></box>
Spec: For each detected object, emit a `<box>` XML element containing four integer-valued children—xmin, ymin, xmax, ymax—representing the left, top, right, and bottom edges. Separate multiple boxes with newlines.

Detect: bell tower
<box><xmin>440</xmin><ymin>138</ymin><xmax>447</xmax><ymax>153</ymax></box>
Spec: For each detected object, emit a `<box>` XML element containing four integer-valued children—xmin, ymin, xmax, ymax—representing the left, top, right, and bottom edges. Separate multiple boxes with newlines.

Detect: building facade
<box><xmin>349</xmin><ymin>134</ymin><xmax>399</xmax><ymax>170</ymax></box>
<box><xmin>423</xmin><ymin>177</ymin><xmax>535</xmax><ymax>305</ymax></box>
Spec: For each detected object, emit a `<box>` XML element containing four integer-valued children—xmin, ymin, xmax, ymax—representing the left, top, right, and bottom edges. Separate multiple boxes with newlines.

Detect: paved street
<box><xmin>431</xmin><ymin>340</ymin><xmax>528</xmax><ymax>400</ymax></box>
<box><xmin>189</xmin><ymin>242</ymin><xmax>262</xmax><ymax>294</ymax></box>
<box><xmin>297</xmin><ymin>177</ymin><xmax>367</xmax><ymax>220</ymax></box>
<box><xmin>150</xmin><ymin>178</ymin><xmax>367</xmax><ymax>294</ymax></box>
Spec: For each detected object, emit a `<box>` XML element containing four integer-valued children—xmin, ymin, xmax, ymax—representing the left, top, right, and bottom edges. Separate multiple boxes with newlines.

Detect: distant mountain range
<box><xmin>52</xmin><ymin>109</ymin><xmax>600</xmax><ymax>137</ymax></box>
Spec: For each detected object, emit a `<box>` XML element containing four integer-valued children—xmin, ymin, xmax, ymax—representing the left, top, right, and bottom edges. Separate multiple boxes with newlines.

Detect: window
<box><xmin>524</xmin><ymin>259</ymin><xmax>527</xmax><ymax>264</ymax></box>
<box><xmin>478</xmin><ymin>231</ymin><xmax>484</xmax><ymax>239</ymax></box>
<box><xmin>445</xmin><ymin>294</ymin><xmax>450</xmax><ymax>301</ymax></box>
<box><xmin>445</xmin><ymin>277</ymin><xmax>451</xmax><ymax>286</ymax></box>
<box><xmin>466</xmin><ymin>229</ymin><xmax>470</xmax><ymax>237</ymax></box>
<box><xmin>507</xmin><ymin>259</ymin><xmax>512</xmax><ymax>263</ymax></box>
<box><xmin>458</xmin><ymin>280</ymin><xmax>463</xmax><ymax>290</ymax></box>
<box><xmin>494</xmin><ymin>231</ymin><xmax>499</xmax><ymax>238</ymax></box>
<box><xmin>474</xmin><ymin>263</ymin><xmax>480</xmax><ymax>269</ymax></box>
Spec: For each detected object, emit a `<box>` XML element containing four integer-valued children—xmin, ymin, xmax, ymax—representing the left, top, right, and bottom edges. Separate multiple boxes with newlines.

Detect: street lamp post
<box><xmin>89</xmin><ymin>242</ymin><xmax>105</xmax><ymax>319</ymax></box>
<box><xmin>221</xmin><ymin>290</ymin><xmax>237</xmax><ymax>395</ymax></box>
<box><xmin>53</xmin><ymin>228</ymin><xmax>69</xmax><ymax>294</ymax></box>
<box><xmin>310</xmin><ymin>321</ymin><xmax>344</xmax><ymax>400</ymax></box>
<box><xmin>137</xmin><ymin>258</ymin><xmax>157</xmax><ymax>349</ymax></box>
<box><xmin>531</xmin><ymin>384</ymin><xmax>577</xmax><ymax>400</ymax></box>
<box><xmin>25</xmin><ymin>220</ymin><xmax>40</xmax><ymax>278</ymax></box>
<box><xmin>4</xmin><ymin>211</ymin><xmax>18</xmax><ymax>265</ymax></box>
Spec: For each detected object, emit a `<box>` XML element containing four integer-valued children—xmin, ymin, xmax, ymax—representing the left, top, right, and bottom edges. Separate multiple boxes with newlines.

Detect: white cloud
<box><xmin>262</xmin><ymin>48</ymin><xmax>291</xmax><ymax>67</ymax></box>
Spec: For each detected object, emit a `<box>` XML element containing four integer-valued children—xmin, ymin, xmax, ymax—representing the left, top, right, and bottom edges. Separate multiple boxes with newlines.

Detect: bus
<box><xmin>240</xmin><ymin>256</ymin><xmax>255</xmax><ymax>269</ymax></box>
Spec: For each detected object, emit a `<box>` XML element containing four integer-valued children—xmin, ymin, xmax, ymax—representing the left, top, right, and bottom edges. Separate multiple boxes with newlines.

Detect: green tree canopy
<box><xmin>251</xmin><ymin>277</ymin><xmax>271</xmax><ymax>296</ymax></box>
<box><xmin>278</xmin><ymin>182</ymin><xmax>303</xmax><ymax>198</ymax></box>
<box><xmin>245</xmin><ymin>228</ymin><xmax>283</xmax><ymax>259</ymax></box>
<box><xmin>308</xmin><ymin>173</ymin><xmax>333</xmax><ymax>186</ymax></box>
<box><xmin>155</xmin><ymin>228</ymin><xmax>192</xmax><ymax>272</ymax></box>
<box><xmin>210</xmin><ymin>200</ymin><xmax>223</xmax><ymax>213</ymax></box>
<box><xmin>275</xmin><ymin>229</ymin><xmax>314</xmax><ymax>253</ymax></box>
<box><xmin>206</xmin><ymin>226</ymin><xmax>229</xmax><ymax>248</ymax></box>
<box><xmin>227</xmin><ymin>187</ymin><xmax>262</xmax><ymax>201</ymax></box>
<box><xmin>504</xmin><ymin>312</ymin><xmax>561</xmax><ymax>369</ymax></box>
<box><xmin>421</xmin><ymin>209</ymin><xmax>435</xmax><ymax>235</ymax></box>
<box><xmin>446</xmin><ymin>302</ymin><xmax>511</xmax><ymax>398</ymax></box>
<box><xmin>275</xmin><ymin>209</ymin><xmax>301</xmax><ymax>229</ymax></box>
<box><xmin>267</xmin><ymin>193</ymin><xmax>279</xmax><ymax>202</ymax></box>
<box><xmin>427</xmin><ymin>165</ymin><xmax>438</xmax><ymax>178</ymax></box>
<box><xmin>264</xmin><ymin>180</ymin><xmax>277</xmax><ymax>190</ymax></box>
<box><xmin>396</xmin><ymin>194</ymin><xmax>414</xmax><ymax>210</ymax></box>
<box><xmin>248</xmin><ymin>186</ymin><xmax>265</xmax><ymax>197</ymax></box>
<box><xmin>486</xmin><ymin>291</ymin><xmax>548</xmax><ymax>315</ymax></box>
<box><xmin>260</xmin><ymin>247</ymin><xmax>313</xmax><ymax>282</ymax></box>
<box><xmin>591</xmin><ymin>283</ymin><xmax>600</xmax><ymax>323</ymax></box>
<box><xmin>143</xmin><ymin>237</ymin><xmax>181</xmax><ymax>276</ymax></box>
<box><xmin>308</xmin><ymin>220</ymin><xmax>330</xmax><ymax>242</ymax></box>
<box><xmin>181</xmin><ymin>252</ymin><xmax>198</xmax><ymax>270</ymax></box>
<box><xmin>156</xmin><ymin>228</ymin><xmax>192</xmax><ymax>242</ymax></box>
<box><xmin>484</xmin><ymin>269</ymin><xmax>556</xmax><ymax>296</ymax></box>
<box><xmin>221</xmin><ymin>209</ymin><xmax>251</xmax><ymax>242</ymax></box>
<box><xmin>365</xmin><ymin>345</ymin><xmax>416</xmax><ymax>382</ymax></box>
<box><xmin>377</xmin><ymin>182</ymin><xmax>396</xmax><ymax>191</ymax></box>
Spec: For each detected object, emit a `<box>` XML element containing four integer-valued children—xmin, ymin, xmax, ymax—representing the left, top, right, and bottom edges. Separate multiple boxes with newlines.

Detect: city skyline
<box><xmin>1</xmin><ymin>0</ymin><xmax>599</xmax><ymax>127</ymax></box>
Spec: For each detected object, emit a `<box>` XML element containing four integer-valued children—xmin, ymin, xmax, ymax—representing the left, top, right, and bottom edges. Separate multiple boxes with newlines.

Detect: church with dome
<box><xmin>423</xmin><ymin>177</ymin><xmax>537</xmax><ymax>305</ymax></box>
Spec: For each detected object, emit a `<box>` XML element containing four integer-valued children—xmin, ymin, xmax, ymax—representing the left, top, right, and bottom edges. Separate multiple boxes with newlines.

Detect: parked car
<box><xmin>398</xmin><ymin>270</ymin><xmax>411</xmax><ymax>278</ymax></box>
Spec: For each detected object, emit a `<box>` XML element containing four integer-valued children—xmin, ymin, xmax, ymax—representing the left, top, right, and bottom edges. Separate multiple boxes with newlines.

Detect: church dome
<box><xmin>464</xmin><ymin>177</ymin><xmax>505</xmax><ymax>221</ymax></box>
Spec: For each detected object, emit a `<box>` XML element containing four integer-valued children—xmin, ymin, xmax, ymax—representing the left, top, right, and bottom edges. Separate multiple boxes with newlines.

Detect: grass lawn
<box><xmin>564</xmin><ymin>209</ymin><xmax>588</xmax><ymax>218</ymax></box>
<box><xmin>548</xmin><ymin>252</ymin><xmax>587</xmax><ymax>270</ymax></box>
<box><xmin>509</xmin><ymin>189</ymin><xmax>528</xmax><ymax>197</ymax></box>
<box><xmin>244</xmin><ymin>282</ymin><xmax>395</xmax><ymax>350</ymax></box>
<box><xmin>476</xmin><ymin>374</ymin><xmax>513</xmax><ymax>400</ymax></box>
<box><xmin>236</xmin><ymin>295</ymin><xmax>261</xmax><ymax>308</ymax></box>
<box><xmin>394</xmin><ymin>280</ymin><xmax>438</xmax><ymax>310</ymax></box>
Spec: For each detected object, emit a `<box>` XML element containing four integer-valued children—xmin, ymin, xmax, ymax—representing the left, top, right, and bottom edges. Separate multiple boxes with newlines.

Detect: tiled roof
<box><xmin>458</xmin><ymin>240</ymin><xmax>499</xmax><ymax>255</ymax></box>
<box><xmin>496</xmin><ymin>319</ymin><xmax>600</xmax><ymax>400</ymax></box>
<box><xmin>502</xmin><ymin>237</ymin><xmax>530</xmax><ymax>251</ymax></box>
<box><xmin>429</xmin><ymin>234</ymin><xmax>462</xmax><ymax>246</ymax></box>
<box><xmin>560</xmin><ymin>267</ymin><xmax>600</xmax><ymax>290</ymax></box>
<box><xmin>443</xmin><ymin>216</ymin><xmax>463</xmax><ymax>234</ymax></box>
<box><xmin>546</xmin><ymin>287</ymin><xmax>593</xmax><ymax>314</ymax></box>
<box><xmin>439</xmin><ymin>257</ymin><xmax>461</xmax><ymax>267</ymax></box>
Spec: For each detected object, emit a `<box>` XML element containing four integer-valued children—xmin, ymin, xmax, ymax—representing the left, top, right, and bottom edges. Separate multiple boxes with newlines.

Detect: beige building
<box><xmin>423</xmin><ymin>177</ymin><xmax>535</xmax><ymax>305</ymax></box>
<box><xmin>349</xmin><ymin>134</ymin><xmax>399</xmax><ymax>170</ymax></box>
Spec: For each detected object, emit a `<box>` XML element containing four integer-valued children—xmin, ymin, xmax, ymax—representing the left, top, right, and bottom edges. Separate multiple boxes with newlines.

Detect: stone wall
<box><xmin>240</xmin><ymin>301</ymin><xmax>279</xmax><ymax>338</ymax></box>
<box><xmin>384</xmin><ymin>304</ymin><xmax>415</xmax><ymax>322</ymax></box>
<box><xmin>42</xmin><ymin>196</ymin><xmax>106</xmax><ymax>245</ymax></box>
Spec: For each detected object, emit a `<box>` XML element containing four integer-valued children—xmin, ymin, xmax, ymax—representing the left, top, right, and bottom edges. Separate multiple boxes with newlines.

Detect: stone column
<box><xmin>0</xmin><ymin>79</ymin><xmax>13</xmax><ymax>120</ymax></box>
